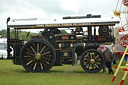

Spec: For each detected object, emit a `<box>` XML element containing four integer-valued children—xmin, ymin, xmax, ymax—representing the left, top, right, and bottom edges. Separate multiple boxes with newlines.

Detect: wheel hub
<box><xmin>35</xmin><ymin>53</ymin><xmax>41</xmax><ymax>60</ymax></box>
<box><xmin>90</xmin><ymin>59</ymin><xmax>95</xmax><ymax>64</ymax></box>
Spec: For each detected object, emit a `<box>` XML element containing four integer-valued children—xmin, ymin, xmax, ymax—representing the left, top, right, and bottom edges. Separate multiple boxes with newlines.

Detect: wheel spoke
<box><xmin>95</xmin><ymin>58</ymin><xmax>101</xmax><ymax>62</ymax></box>
<box><xmin>97</xmin><ymin>62</ymin><xmax>101</xmax><ymax>65</ymax></box>
<box><xmin>92</xmin><ymin>52</ymin><xmax>96</xmax><ymax>58</ymax></box>
<box><xmin>26</xmin><ymin>57</ymin><xmax>34</xmax><ymax>62</ymax></box>
<box><xmin>41</xmin><ymin>51</ymin><xmax>51</xmax><ymax>56</ymax></box>
<box><xmin>92</xmin><ymin>64</ymin><xmax>95</xmax><ymax>70</ymax></box>
<box><xmin>33</xmin><ymin>62</ymin><xmax>37</xmax><ymax>70</ymax></box>
<box><xmin>27</xmin><ymin>48</ymin><xmax>33</xmax><ymax>53</ymax></box>
<box><xmin>95</xmin><ymin>61</ymin><xmax>101</xmax><ymax>65</ymax></box>
<box><xmin>40</xmin><ymin>46</ymin><xmax>46</xmax><ymax>54</ymax></box>
<box><xmin>90</xmin><ymin>52</ymin><xmax>95</xmax><ymax>59</ymax></box>
<box><xmin>27</xmin><ymin>60</ymin><xmax>34</xmax><ymax>65</ymax></box>
<box><xmin>30</xmin><ymin>60</ymin><xmax>36</xmax><ymax>68</ymax></box>
<box><xmin>95</xmin><ymin>55</ymin><xmax>99</xmax><ymax>59</ymax></box>
<box><xmin>85</xmin><ymin>63</ymin><xmax>89</xmax><ymax>68</ymax></box>
<box><xmin>89</xmin><ymin>64</ymin><xmax>92</xmax><ymax>70</ymax></box>
<box><xmin>84</xmin><ymin>61</ymin><xmax>89</xmax><ymax>64</ymax></box>
<box><xmin>26</xmin><ymin>52</ymin><xmax>35</xmax><ymax>56</ymax></box>
<box><xmin>42</xmin><ymin>57</ymin><xmax>51</xmax><ymax>61</ymax></box>
<box><xmin>37</xmin><ymin>61</ymin><xmax>41</xmax><ymax>70</ymax></box>
<box><xmin>45</xmin><ymin>55</ymin><xmax>52</xmax><ymax>57</ymax></box>
<box><xmin>40</xmin><ymin>59</ymin><xmax>47</xmax><ymax>67</ymax></box>
<box><xmin>94</xmin><ymin>64</ymin><xmax>99</xmax><ymax>68</ymax></box>
<box><xmin>44</xmin><ymin>47</ymin><xmax>49</xmax><ymax>52</ymax></box>
<box><xmin>24</xmin><ymin>56</ymin><xmax>32</xmax><ymax>58</ymax></box>
<box><xmin>37</xmin><ymin>43</ymin><xmax>39</xmax><ymax>53</ymax></box>
<box><xmin>30</xmin><ymin>46</ymin><xmax>36</xmax><ymax>54</ymax></box>
<box><xmin>86</xmin><ymin>52</ymin><xmax>89</xmax><ymax>57</ymax></box>
<box><xmin>44</xmin><ymin>60</ymin><xmax>50</xmax><ymax>65</ymax></box>
<box><xmin>84</xmin><ymin>58</ymin><xmax>89</xmax><ymax>60</ymax></box>
<box><xmin>40</xmin><ymin>62</ymin><xmax>43</xmax><ymax>69</ymax></box>
<box><xmin>86</xmin><ymin>52</ymin><xmax>91</xmax><ymax>60</ymax></box>
<box><xmin>33</xmin><ymin>43</ymin><xmax>36</xmax><ymax>52</ymax></box>
<box><xmin>90</xmin><ymin>53</ymin><xmax>93</xmax><ymax>59</ymax></box>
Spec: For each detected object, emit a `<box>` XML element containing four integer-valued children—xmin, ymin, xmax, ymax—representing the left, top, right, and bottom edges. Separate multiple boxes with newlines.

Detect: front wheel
<box><xmin>80</xmin><ymin>49</ymin><xmax>104</xmax><ymax>73</ymax></box>
<box><xmin>20</xmin><ymin>38</ymin><xmax>56</xmax><ymax>72</ymax></box>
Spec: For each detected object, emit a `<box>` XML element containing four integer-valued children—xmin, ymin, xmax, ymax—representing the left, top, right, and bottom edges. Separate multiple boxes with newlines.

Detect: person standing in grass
<box><xmin>103</xmin><ymin>48</ymin><xmax>114</xmax><ymax>74</ymax></box>
<box><xmin>97</xmin><ymin>48</ymin><xmax>106</xmax><ymax>72</ymax></box>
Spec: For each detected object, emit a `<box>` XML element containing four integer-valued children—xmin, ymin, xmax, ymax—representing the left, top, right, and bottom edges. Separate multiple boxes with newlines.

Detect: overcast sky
<box><xmin>0</xmin><ymin>0</ymin><xmax>119</xmax><ymax>30</ymax></box>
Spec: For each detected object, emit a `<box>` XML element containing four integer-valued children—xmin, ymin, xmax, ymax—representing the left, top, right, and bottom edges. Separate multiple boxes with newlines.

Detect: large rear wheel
<box><xmin>80</xmin><ymin>49</ymin><xmax>104</xmax><ymax>73</ymax></box>
<box><xmin>20</xmin><ymin>38</ymin><xmax>56</xmax><ymax>72</ymax></box>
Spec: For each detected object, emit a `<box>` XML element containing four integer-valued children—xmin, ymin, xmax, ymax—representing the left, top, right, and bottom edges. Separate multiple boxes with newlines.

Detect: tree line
<box><xmin>0</xmin><ymin>29</ymin><xmax>35</xmax><ymax>41</ymax></box>
<box><xmin>0</xmin><ymin>29</ymin><xmax>67</xmax><ymax>41</ymax></box>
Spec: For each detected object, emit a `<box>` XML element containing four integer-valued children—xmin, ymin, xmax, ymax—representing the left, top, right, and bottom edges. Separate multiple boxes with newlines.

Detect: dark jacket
<box><xmin>103</xmin><ymin>48</ymin><xmax>113</xmax><ymax>62</ymax></box>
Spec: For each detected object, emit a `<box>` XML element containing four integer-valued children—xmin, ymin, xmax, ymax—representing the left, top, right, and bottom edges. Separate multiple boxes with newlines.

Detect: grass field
<box><xmin>0</xmin><ymin>60</ymin><xmax>128</xmax><ymax>85</ymax></box>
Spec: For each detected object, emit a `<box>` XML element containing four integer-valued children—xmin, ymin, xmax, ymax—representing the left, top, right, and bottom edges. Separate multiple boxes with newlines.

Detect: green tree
<box><xmin>0</xmin><ymin>29</ymin><xmax>7</xmax><ymax>38</ymax></box>
<box><xmin>60</xmin><ymin>30</ymin><xmax>67</xmax><ymax>34</ymax></box>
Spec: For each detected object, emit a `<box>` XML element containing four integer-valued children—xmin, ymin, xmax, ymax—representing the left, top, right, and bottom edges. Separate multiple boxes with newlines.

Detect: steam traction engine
<box><xmin>7</xmin><ymin>14</ymin><xmax>119</xmax><ymax>73</ymax></box>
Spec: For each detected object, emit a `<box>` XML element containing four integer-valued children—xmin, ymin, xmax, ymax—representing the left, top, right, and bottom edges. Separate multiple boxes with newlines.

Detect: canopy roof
<box><xmin>7</xmin><ymin>17</ymin><xmax>120</xmax><ymax>29</ymax></box>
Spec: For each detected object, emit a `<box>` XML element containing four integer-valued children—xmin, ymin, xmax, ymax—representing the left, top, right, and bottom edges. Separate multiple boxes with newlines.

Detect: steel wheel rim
<box><xmin>21</xmin><ymin>39</ymin><xmax>55</xmax><ymax>72</ymax></box>
<box><xmin>81</xmin><ymin>49</ymin><xmax>104</xmax><ymax>73</ymax></box>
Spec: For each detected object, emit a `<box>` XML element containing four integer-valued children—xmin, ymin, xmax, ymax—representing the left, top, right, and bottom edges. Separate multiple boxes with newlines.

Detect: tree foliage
<box><xmin>0</xmin><ymin>29</ymin><xmax>7</xmax><ymax>38</ymax></box>
<box><xmin>60</xmin><ymin>30</ymin><xmax>67</xmax><ymax>34</ymax></box>
<box><xmin>0</xmin><ymin>29</ymin><xmax>36</xmax><ymax>41</ymax></box>
<box><xmin>0</xmin><ymin>29</ymin><xmax>67</xmax><ymax>41</ymax></box>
